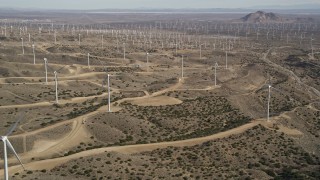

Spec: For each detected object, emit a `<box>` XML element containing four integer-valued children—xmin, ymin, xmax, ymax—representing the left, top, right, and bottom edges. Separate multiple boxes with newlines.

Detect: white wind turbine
<box><xmin>146</xmin><ymin>52</ymin><xmax>150</xmax><ymax>72</ymax></box>
<box><xmin>51</xmin><ymin>66</ymin><xmax>67</xmax><ymax>104</ymax></box>
<box><xmin>214</xmin><ymin>62</ymin><xmax>218</xmax><ymax>87</ymax></box>
<box><xmin>43</xmin><ymin>58</ymin><xmax>48</xmax><ymax>85</ymax></box>
<box><xmin>101</xmin><ymin>35</ymin><xmax>104</xmax><ymax>48</ymax></box>
<box><xmin>102</xmin><ymin>73</ymin><xmax>116</xmax><ymax>113</ymax></box>
<box><xmin>78</xmin><ymin>34</ymin><xmax>81</xmax><ymax>46</ymax></box>
<box><xmin>261</xmin><ymin>83</ymin><xmax>281</xmax><ymax>122</ymax></box>
<box><xmin>54</xmin><ymin>71</ymin><xmax>59</xmax><ymax>104</ymax></box>
<box><xmin>267</xmin><ymin>84</ymin><xmax>272</xmax><ymax>122</ymax></box>
<box><xmin>32</xmin><ymin>44</ymin><xmax>35</xmax><ymax>64</ymax></box>
<box><xmin>123</xmin><ymin>43</ymin><xmax>126</xmax><ymax>62</ymax></box>
<box><xmin>181</xmin><ymin>55</ymin><xmax>184</xmax><ymax>78</ymax></box>
<box><xmin>107</xmin><ymin>74</ymin><xmax>111</xmax><ymax>112</ymax></box>
<box><xmin>175</xmin><ymin>43</ymin><xmax>178</xmax><ymax>56</ymax></box>
<box><xmin>87</xmin><ymin>53</ymin><xmax>90</xmax><ymax>68</ymax></box>
<box><xmin>21</xmin><ymin>38</ymin><xmax>24</xmax><ymax>55</ymax></box>
<box><xmin>225</xmin><ymin>51</ymin><xmax>228</xmax><ymax>69</ymax></box>
<box><xmin>1</xmin><ymin>114</ymin><xmax>25</xmax><ymax>180</ymax></box>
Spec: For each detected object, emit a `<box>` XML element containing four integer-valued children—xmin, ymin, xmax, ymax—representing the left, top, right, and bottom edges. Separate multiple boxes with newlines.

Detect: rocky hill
<box><xmin>241</xmin><ymin>11</ymin><xmax>283</xmax><ymax>23</ymax></box>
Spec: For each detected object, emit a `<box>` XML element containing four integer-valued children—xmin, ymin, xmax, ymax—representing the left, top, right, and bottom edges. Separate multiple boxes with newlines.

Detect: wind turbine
<box><xmin>32</xmin><ymin>44</ymin><xmax>35</xmax><ymax>64</ymax></box>
<box><xmin>43</xmin><ymin>58</ymin><xmax>48</xmax><ymax>85</ymax></box>
<box><xmin>175</xmin><ymin>43</ymin><xmax>178</xmax><ymax>55</ymax></box>
<box><xmin>78</xmin><ymin>34</ymin><xmax>81</xmax><ymax>46</ymax></box>
<box><xmin>261</xmin><ymin>83</ymin><xmax>281</xmax><ymax>122</ymax></box>
<box><xmin>102</xmin><ymin>73</ymin><xmax>113</xmax><ymax>112</ymax></box>
<box><xmin>146</xmin><ymin>52</ymin><xmax>149</xmax><ymax>72</ymax></box>
<box><xmin>54</xmin><ymin>71</ymin><xmax>59</xmax><ymax>104</ymax></box>
<box><xmin>21</xmin><ymin>38</ymin><xmax>24</xmax><ymax>55</ymax></box>
<box><xmin>1</xmin><ymin>114</ymin><xmax>25</xmax><ymax>180</ymax></box>
<box><xmin>267</xmin><ymin>85</ymin><xmax>271</xmax><ymax>122</ymax></box>
<box><xmin>51</xmin><ymin>65</ymin><xmax>67</xmax><ymax>104</ymax></box>
<box><xmin>123</xmin><ymin>43</ymin><xmax>126</xmax><ymax>62</ymax></box>
<box><xmin>101</xmin><ymin>35</ymin><xmax>104</xmax><ymax>48</ymax></box>
<box><xmin>107</xmin><ymin>74</ymin><xmax>111</xmax><ymax>112</ymax></box>
<box><xmin>214</xmin><ymin>62</ymin><xmax>218</xmax><ymax>87</ymax></box>
<box><xmin>181</xmin><ymin>55</ymin><xmax>184</xmax><ymax>78</ymax></box>
<box><xmin>87</xmin><ymin>53</ymin><xmax>90</xmax><ymax>68</ymax></box>
<box><xmin>54</xmin><ymin>31</ymin><xmax>57</xmax><ymax>44</ymax></box>
<box><xmin>225</xmin><ymin>51</ymin><xmax>228</xmax><ymax>69</ymax></box>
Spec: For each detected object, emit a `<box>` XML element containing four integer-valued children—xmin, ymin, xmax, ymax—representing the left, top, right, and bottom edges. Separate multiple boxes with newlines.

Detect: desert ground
<box><xmin>0</xmin><ymin>10</ymin><xmax>319</xmax><ymax>179</ymax></box>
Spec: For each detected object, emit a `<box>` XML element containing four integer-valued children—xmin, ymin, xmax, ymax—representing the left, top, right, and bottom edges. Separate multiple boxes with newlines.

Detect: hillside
<box><xmin>241</xmin><ymin>11</ymin><xmax>283</xmax><ymax>23</ymax></box>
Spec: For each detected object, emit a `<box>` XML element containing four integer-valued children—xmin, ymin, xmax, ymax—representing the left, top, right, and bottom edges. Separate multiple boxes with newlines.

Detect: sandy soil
<box><xmin>128</xmin><ymin>95</ymin><xmax>182</xmax><ymax>106</ymax></box>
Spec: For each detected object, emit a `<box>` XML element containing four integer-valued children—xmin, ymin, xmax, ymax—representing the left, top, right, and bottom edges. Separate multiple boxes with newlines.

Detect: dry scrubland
<box><xmin>13</xmin><ymin>126</ymin><xmax>320</xmax><ymax>180</ymax></box>
<box><xmin>0</xmin><ymin>11</ymin><xmax>319</xmax><ymax>179</ymax></box>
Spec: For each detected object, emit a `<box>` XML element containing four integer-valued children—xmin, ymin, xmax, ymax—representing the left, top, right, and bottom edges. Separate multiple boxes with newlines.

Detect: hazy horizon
<box><xmin>0</xmin><ymin>0</ymin><xmax>319</xmax><ymax>10</ymax></box>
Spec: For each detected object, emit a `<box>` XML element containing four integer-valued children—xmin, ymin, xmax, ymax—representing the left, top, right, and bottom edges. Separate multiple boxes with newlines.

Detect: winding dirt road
<box><xmin>2</xmin><ymin>120</ymin><xmax>262</xmax><ymax>175</ymax></box>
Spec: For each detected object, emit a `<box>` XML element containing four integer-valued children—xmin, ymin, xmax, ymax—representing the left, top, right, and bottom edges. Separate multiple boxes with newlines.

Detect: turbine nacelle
<box><xmin>1</xmin><ymin>136</ymin><xmax>7</xmax><ymax>141</ymax></box>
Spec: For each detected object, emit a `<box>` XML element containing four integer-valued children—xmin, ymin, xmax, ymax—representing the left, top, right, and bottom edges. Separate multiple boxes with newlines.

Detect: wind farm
<box><xmin>0</xmin><ymin>6</ymin><xmax>319</xmax><ymax>180</ymax></box>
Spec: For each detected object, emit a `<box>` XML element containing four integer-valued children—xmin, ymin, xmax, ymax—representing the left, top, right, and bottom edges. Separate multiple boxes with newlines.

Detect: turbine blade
<box><xmin>271</xmin><ymin>86</ymin><xmax>282</xmax><ymax>94</ymax></box>
<box><xmin>47</xmin><ymin>64</ymin><xmax>55</xmax><ymax>73</ymax></box>
<box><xmin>98</xmin><ymin>60</ymin><xmax>108</xmax><ymax>73</ymax></box>
<box><xmin>6</xmin><ymin>113</ymin><xmax>24</xmax><ymax>136</ymax></box>
<box><xmin>6</xmin><ymin>139</ymin><xmax>25</xmax><ymax>170</ymax></box>
<box><xmin>56</xmin><ymin>65</ymin><xmax>68</xmax><ymax>73</ymax></box>
<box><xmin>255</xmin><ymin>84</ymin><xmax>269</xmax><ymax>93</ymax></box>
<box><xmin>102</xmin><ymin>74</ymin><xmax>109</xmax><ymax>88</ymax></box>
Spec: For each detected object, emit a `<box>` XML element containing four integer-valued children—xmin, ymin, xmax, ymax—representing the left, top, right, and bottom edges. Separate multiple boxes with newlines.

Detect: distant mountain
<box><xmin>240</xmin><ymin>11</ymin><xmax>283</xmax><ymax>23</ymax></box>
<box><xmin>249</xmin><ymin>3</ymin><xmax>320</xmax><ymax>10</ymax></box>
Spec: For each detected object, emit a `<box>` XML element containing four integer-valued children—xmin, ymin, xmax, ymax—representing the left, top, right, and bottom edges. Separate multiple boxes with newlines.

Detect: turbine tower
<box><xmin>181</xmin><ymin>55</ymin><xmax>184</xmax><ymax>78</ymax></box>
<box><xmin>54</xmin><ymin>71</ymin><xmax>59</xmax><ymax>104</ymax></box>
<box><xmin>225</xmin><ymin>51</ymin><xmax>228</xmax><ymax>69</ymax></box>
<box><xmin>267</xmin><ymin>85</ymin><xmax>271</xmax><ymax>122</ymax></box>
<box><xmin>78</xmin><ymin>34</ymin><xmax>81</xmax><ymax>46</ymax></box>
<box><xmin>1</xmin><ymin>115</ymin><xmax>25</xmax><ymax>180</ymax></box>
<box><xmin>32</xmin><ymin>44</ymin><xmax>35</xmax><ymax>64</ymax></box>
<box><xmin>107</xmin><ymin>74</ymin><xmax>111</xmax><ymax>112</ymax></box>
<box><xmin>101</xmin><ymin>35</ymin><xmax>104</xmax><ymax>48</ymax></box>
<box><xmin>146</xmin><ymin>52</ymin><xmax>149</xmax><ymax>72</ymax></box>
<box><xmin>87</xmin><ymin>53</ymin><xmax>90</xmax><ymax>68</ymax></box>
<box><xmin>43</xmin><ymin>58</ymin><xmax>48</xmax><ymax>85</ymax></box>
<box><xmin>214</xmin><ymin>62</ymin><xmax>218</xmax><ymax>87</ymax></box>
<box><xmin>265</xmin><ymin>84</ymin><xmax>281</xmax><ymax>122</ymax></box>
<box><xmin>123</xmin><ymin>43</ymin><xmax>126</xmax><ymax>62</ymax></box>
<box><xmin>175</xmin><ymin>43</ymin><xmax>178</xmax><ymax>55</ymax></box>
<box><xmin>21</xmin><ymin>38</ymin><xmax>24</xmax><ymax>55</ymax></box>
